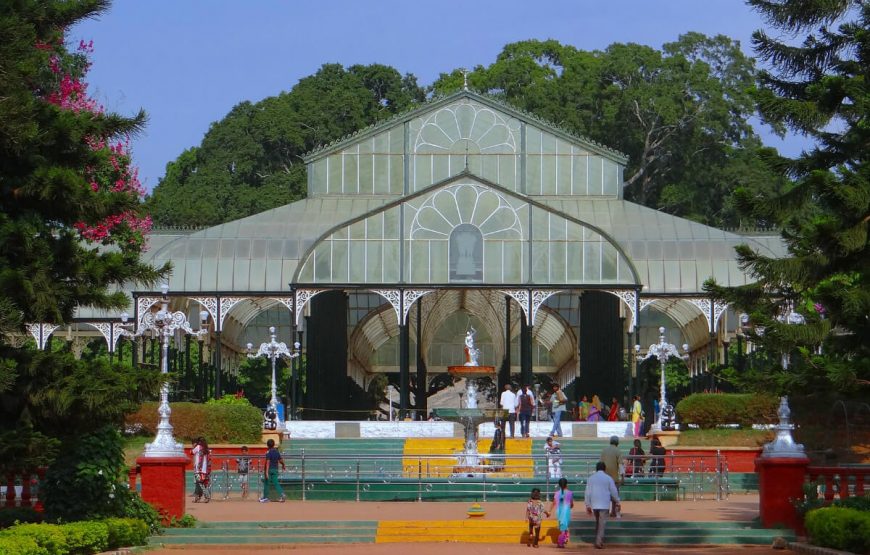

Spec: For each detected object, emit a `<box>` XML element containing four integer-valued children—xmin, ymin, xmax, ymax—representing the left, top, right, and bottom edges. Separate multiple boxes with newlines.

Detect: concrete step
<box><xmin>150</xmin><ymin>519</ymin><xmax>793</xmax><ymax>547</ymax></box>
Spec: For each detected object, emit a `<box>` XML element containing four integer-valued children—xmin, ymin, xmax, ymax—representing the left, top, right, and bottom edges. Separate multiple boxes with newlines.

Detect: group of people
<box><xmin>190</xmin><ymin>437</ymin><xmax>288</xmax><ymax>503</ymax></box>
<box><xmin>525</xmin><ymin>465</ymin><xmax>621</xmax><ymax>549</ymax></box>
<box><xmin>525</xmin><ymin>434</ymin><xmax>669</xmax><ymax>548</ymax></box>
<box><xmin>499</xmin><ymin>383</ymin><xmax>571</xmax><ymax>438</ymax></box>
<box><xmin>500</xmin><ymin>384</ymin><xmax>650</xmax><ymax>440</ymax></box>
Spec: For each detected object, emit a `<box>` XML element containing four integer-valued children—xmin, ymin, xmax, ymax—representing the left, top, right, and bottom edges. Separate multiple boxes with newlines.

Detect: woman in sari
<box><xmin>549</xmin><ymin>477</ymin><xmax>574</xmax><ymax>547</ymax></box>
<box><xmin>607</xmin><ymin>397</ymin><xmax>620</xmax><ymax>421</ymax></box>
<box><xmin>577</xmin><ymin>395</ymin><xmax>589</xmax><ymax>421</ymax></box>
<box><xmin>587</xmin><ymin>395</ymin><xmax>602</xmax><ymax>422</ymax></box>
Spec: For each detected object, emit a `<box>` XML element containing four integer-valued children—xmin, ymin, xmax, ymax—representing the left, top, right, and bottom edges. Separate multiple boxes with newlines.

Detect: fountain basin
<box><xmin>447</xmin><ymin>365</ymin><xmax>496</xmax><ymax>376</ymax></box>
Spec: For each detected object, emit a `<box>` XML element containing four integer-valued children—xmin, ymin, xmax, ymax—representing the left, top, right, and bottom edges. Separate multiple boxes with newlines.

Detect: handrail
<box><xmin>201</xmin><ymin>451</ymin><xmax>729</xmax><ymax>502</ymax></box>
<box><xmin>806</xmin><ymin>465</ymin><xmax>869</xmax><ymax>501</ymax></box>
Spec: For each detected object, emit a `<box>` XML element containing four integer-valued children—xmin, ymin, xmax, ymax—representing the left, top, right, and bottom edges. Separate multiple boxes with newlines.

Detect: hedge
<box><xmin>125</xmin><ymin>401</ymin><xmax>262</xmax><ymax>443</ymax></box>
<box><xmin>805</xmin><ymin>506</ymin><xmax>870</xmax><ymax>554</ymax></box>
<box><xmin>0</xmin><ymin>518</ymin><xmax>149</xmax><ymax>555</ymax></box>
<box><xmin>675</xmin><ymin>393</ymin><xmax>778</xmax><ymax>429</ymax></box>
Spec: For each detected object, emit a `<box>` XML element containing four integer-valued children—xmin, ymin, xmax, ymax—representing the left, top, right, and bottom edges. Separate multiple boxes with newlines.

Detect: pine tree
<box><xmin>0</xmin><ymin>0</ymin><xmax>166</xmax><ymax>331</ymax></box>
<box><xmin>0</xmin><ymin>0</ymin><xmax>165</xmax><ymax>493</ymax></box>
<box><xmin>707</xmin><ymin>0</ymin><xmax>869</xmax><ymax>393</ymax></box>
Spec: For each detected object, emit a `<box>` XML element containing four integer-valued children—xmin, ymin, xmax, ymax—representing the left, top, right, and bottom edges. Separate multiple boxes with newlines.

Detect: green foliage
<box><xmin>675</xmin><ymin>393</ymin><xmax>778</xmax><ymax>429</ymax></box>
<box><xmin>115</xmin><ymin>491</ymin><xmax>160</xmax><ymax>535</ymax></box>
<box><xmin>147</xmin><ymin>63</ymin><xmax>426</xmax><ymax>226</ymax></box>
<box><xmin>0</xmin><ymin>524</ymin><xmax>67</xmax><ymax>555</ymax></box>
<box><xmin>0</xmin><ymin>508</ymin><xmax>43</xmax><ymax>529</ymax></box>
<box><xmin>707</xmin><ymin>1</ymin><xmax>870</xmax><ymax>396</ymax></box>
<box><xmin>0</xmin><ymin>534</ymin><xmax>42</xmax><ymax>555</ymax></box>
<box><xmin>805</xmin><ymin>506</ymin><xmax>870</xmax><ymax>554</ymax></box>
<box><xmin>433</xmin><ymin>35</ymin><xmax>785</xmax><ymax>228</ymax></box>
<box><xmin>103</xmin><ymin>518</ymin><xmax>149</xmax><ymax>548</ymax></box>
<box><xmin>41</xmin><ymin>426</ymin><xmax>128</xmax><ymax>522</ymax></box>
<box><xmin>0</xmin><ymin>518</ymin><xmax>149</xmax><ymax>555</ymax></box>
<box><xmin>0</xmin><ymin>349</ymin><xmax>159</xmax><ymax>441</ymax></box>
<box><xmin>0</xmin><ymin>0</ymin><xmax>167</xmax><ymax>328</ymax></box>
<box><xmin>0</xmin><ymin>426</ymin><xmax>60</xmax><ymax>475</ymax></box>
<box><xmin>205</xmin><ymin>394</ymin><xmax>255</xmax><ymax>407</ymax></box>
<box><xmin>126</xmin><ymin>401</ymin><xmax>262</xmax><ymax>443</ymax></box>
<box><xmin>58</xmin><ymin>521</ymin><xmax>108</xmax><ymax>554</ymax></box>
<box><xmin>167</xmin><ymin>514</ymin><xmax>196</xmax><ymax>528</ymax></box>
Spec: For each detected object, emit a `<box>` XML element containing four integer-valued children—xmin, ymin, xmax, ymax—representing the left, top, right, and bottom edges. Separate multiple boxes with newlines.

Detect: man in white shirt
<box><xmin>499</xmin><ymin>383</ymin><xmax>517</xmax><ymax>438</ymax></box>
<box><xmin>584</xmin><ymin>461</ymin><xmax>621</xmax><ymax>549</ymax></box>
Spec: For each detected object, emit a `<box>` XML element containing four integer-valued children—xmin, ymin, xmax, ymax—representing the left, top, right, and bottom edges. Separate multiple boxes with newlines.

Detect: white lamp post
<box><xmin>247</xmin><ymin>327</ymin><xmax>300</xmax><ymax>430</ymax></box>
<box><xmin>636</xmin><ymin>326</ymin><xmax>689</xmax><ymax>435</ymax></box>
<box><xmin>120</xmin><ymin>284</ymin><xmax>209</xmax><ymax>457</ymax></box>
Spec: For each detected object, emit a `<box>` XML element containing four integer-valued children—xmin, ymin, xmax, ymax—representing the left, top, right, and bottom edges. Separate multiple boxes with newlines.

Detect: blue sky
<box><xmin>71</xmin><ymin>0</ymin><xmax>807</xmax><ymax>192</ymax></box>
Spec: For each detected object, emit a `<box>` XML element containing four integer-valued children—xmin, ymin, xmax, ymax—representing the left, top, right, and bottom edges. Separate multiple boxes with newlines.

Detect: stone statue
<box><xmin>464</xmin><ymin>327</ymin><xmax>480</xmax><ymax>366</ymax></box>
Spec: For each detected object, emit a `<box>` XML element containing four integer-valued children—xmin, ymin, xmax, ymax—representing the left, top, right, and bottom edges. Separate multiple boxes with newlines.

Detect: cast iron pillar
<box><xmin>399</xmin><ymin>320</ymin><xmax>410</xmax><ymax>419</ymax></box>
<box><xmin>520</xmin><ymin>310</ymin><xmax>533</xmax><ymax>386</ymax></box>
<box><xmin>415</xmin><ymin>301</ymin><xmax>426</xmax><ymax>420</ymax></box>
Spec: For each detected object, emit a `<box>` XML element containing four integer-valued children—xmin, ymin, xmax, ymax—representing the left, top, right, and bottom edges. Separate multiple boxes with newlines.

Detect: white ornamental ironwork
<box><xmin>120</xmin><ymin>284</ymin><xmax>209</xmax><ymax>458</ymax></box>
<box><xmin>531</xmin><ymin>289</ymin><xmax>562</xmax><ymax>325</ymax></box>
<box><xmin>686</xmin><ymin>298</ymin><xmax>730</xmax><ymax>333</ymax></box>
<box><xmin>192</xmin><ymin>296</ymin><xmax>246</xmax><ymax>332</ymax></box>
<box><xmin>500</xmin><ymin>289</ymin><xmax>531</xmax><ymax>325</ymax></box>
<box><xmin>25</xmin><ymin>323</ymin><xmax>60</xmax><ymax>350</ymax></box>
<box><xmin>402</xmin><ymin>289</ymin><xmax>434</xmax><ymax>324</ymax></box>
<box><xmin>294</xmin><ymin>289</ymin><xmax>325</xmax><ymax>326</ymax></box>
<box><xmin>371</xmin><ymin>289</ymin><xmax>402</xmax><ymax>325</ymax></box>
<box><xmin>636</xmin><ymin>326</ymin><xmax>689</xmax><ymax>435</ymax></box>
<box><xmin>91</xmin><ymin>322</ymin><xmax>126</xmax><ymax>353</ymax></box>
<box><xmin>604</xmin><ymin>289</ymin><xmax>638</xmax><ymax>330</ymax></box>
<box><xmin>247</xmin><ymin>327</ymin><xmax>301</xmax><ymax>431</ymax></box>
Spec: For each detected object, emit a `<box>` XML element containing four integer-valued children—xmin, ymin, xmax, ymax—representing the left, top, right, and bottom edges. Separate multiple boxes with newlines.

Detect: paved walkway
<box><xmin>149</xmin><ymin>545</ymin><xmax>784</xmax><ymax>554</ymax></box>
<box><xmin>183</xmin><ymin>493</ymin><xmax>761</xmax><ymax>523</ymax></box>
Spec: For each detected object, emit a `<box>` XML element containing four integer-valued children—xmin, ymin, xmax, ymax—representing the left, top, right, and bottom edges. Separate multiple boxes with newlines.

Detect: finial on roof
<box><xmin>461</xmin><ymin>68</ymin><xmax>469</xmax><ymax>91</ymax></box>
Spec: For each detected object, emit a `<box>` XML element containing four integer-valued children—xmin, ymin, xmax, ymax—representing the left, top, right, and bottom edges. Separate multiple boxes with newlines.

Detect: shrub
<box><xmin>805</xmin><ymin>506</ymin><xmax>870</xmax><ymax>554</ymax></box>
<box><xmin>59</xmin><ymin>521</ymin><xmax>108</xmax><ymax>554</ymax></box>
<box><xmin>676</xmin><ymin>393</ymin><xmax>778</xmax><ymax>429</ymax></box>
<box><xmin>0</xmin><ymin>507</ymin><xmax>43</xmax><ymax>529</ymax></box>
<box><xmin>168</xmin><ymin>514</ymin><xmax>196</xmax><ymax>528</ymax></box>
<box><xmin>103</xmin><ymin>518</ymin><xmax>149</xmax><ymax>548</ymax></box>
<box><xmin>0</xmin><ymin>534</ymin><xmax>42</xmax><ymax>555</ymax></box>
<box><xmin>116</xmin><ymin>488</ymin><xmax>161</xmax><ymax>535</ymax></box>
<box><xmin>0</xmin><ymin>523</ymin><xmax>67</xmax><ymax>555</ymax></box>
<box><xmin>125</xmin><ymin>401</ymin><xmax>261</xmax><ymax>443</ymax></box>
<box><xmin>41</xmin><ymin>426</ymin><xmax>128</xmax><ymax>522</ymax></box>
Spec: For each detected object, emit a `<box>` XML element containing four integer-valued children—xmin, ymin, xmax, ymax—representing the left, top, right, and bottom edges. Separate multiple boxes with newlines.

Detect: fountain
<box><xmin>433</xmin><ymin>328</ymin><xmax>507</xmax><ymax>477</ymax></box>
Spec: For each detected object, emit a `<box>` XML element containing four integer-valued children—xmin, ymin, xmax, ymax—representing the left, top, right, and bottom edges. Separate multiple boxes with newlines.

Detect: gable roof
<box><xmin>302</xmin><ymin>89</ymin><xmax>629</xmax><ymax>165</ymax></box>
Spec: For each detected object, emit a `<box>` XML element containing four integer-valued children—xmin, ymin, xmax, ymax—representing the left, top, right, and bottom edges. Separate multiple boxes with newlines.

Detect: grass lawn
<box><xmin>123</xmin><ymin>435</ymin><xmax>151</xmax><ymax>465</ymax></box>
<box><xmin>676</xmin><ymin>428</ymin><xmax>773</xmax><ymax>447</ymax></box>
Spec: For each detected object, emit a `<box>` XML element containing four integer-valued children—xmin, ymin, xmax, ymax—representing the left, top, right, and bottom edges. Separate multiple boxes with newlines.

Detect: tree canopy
<box><xmin>434</xmin><ymin>34</ymin><xmax>788</xmax><ymax>227</ymax></box>
<box><xmin>149</xmin><ymin>34</ymin><xmax>787</xmax><ymax>229</ymax></box>
<box><xmin>707</xmin><ymin>0</ymin><xmax>869</xmax><ymax>394</ymax></box>
<box><xmin>146</xmin><ymin>64</ymin><xmax>425</xmax><ymax>226</ymax></box>
<box><xmin>0</xmin><ymin>0</ymin><xmax>162</xmax><ymax>482</ymax></box>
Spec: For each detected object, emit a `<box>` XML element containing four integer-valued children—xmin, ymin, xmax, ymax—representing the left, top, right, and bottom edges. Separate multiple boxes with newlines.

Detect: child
<box><xmin>544</xmin><ymin>436</ymin><xmax>562</xmax><ymax>479</ymax></box>
<box><xmin>236</xmin><ymin>445</ymin><xmax>251</xmax><ymax>499</ymax></box>
<box><xmin>627</xmin><ymin>438</ymin><xmax>645</xmax><ymax>477</ymax></box>
<box><xmin>260</xmin><ymin>438</ymin><xmax>286</xmax><ymax>502</ymax></box>
<box><xmin>549</xmin><ymin>477</ymin><xmax>574</xmax><ymax>548</ymax></box>
<box><xmin>192</xmin><ymin>437</ymin><xmax>211</xmax><ymax>503</ymax></box>
<box><xmin>525</xmin><ymin>487</ymin><xmax>549</xmax><ymax>548</ymax></box>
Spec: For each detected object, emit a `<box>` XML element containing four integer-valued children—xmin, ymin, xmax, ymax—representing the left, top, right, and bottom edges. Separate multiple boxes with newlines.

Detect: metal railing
<box><xmin>203</xmin><ymin>451</ymin><xmax>729</xmax><ymax>502</ymax></box>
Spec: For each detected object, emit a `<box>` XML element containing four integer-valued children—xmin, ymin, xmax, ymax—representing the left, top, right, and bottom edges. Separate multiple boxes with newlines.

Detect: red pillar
<box><xmin>136</xmin><ymin>456</ymin><xmax>188</xmax><ymax>523</ymax></box>
<box><xmin>756</xmin><ymin>456</ymin><xmax>810</xmax><ymax>531</ymax></box>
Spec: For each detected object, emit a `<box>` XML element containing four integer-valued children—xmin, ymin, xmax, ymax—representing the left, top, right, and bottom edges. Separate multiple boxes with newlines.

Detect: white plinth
<box><xmin>284</xmin><ymin>421</ymin><xmax>458</xmax><ymax>439</ymax></box>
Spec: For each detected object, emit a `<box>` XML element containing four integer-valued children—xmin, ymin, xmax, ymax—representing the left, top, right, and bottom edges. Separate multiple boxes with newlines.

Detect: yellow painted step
<box><xmin>401</xmin><ymin>438</ymin><xmax>535</xmax><ymax>478</ymax></box>
<box><xmin>376</xmin><ymin>519</ymin><xmax>562</xmax><ymax>544</ymax></box>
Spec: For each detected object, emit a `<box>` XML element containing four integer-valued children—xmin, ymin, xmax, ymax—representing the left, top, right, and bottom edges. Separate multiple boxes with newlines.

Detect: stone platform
<box><xmin>284</xmin><ymin>420</ymin><xmax>634</xmax><ymax>439</ymax></box>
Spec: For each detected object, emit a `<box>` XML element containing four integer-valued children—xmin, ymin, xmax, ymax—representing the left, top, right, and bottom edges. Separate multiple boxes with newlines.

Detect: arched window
<box><xmin>449</xmin><ymin>224</ymin><xmax>483</xmax><ymax>282</ymax></box>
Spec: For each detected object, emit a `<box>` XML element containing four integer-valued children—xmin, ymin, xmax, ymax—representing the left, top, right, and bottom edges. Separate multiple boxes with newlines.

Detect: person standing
<box><xmin>649</xmin><ymin>436</ymin><xmax>666</xmax><ymax>477</ymax></box>
<box><xmin>631</xmin><ymin>395</ymin><xmax>644</xmax><ymax>437</ymax></box>
<box><xmin>192</xmin><ymin>437</ymin><xmax>211</xmax><ymax>503</ymax></box>
<box><xmin>585</xmin><ymin>461</ymin><xmax>621</xmax><ymax>549</ymax></box>
<box><xmin>549</xmin><ymin>477</ymin><xmax>574</xmax><ymax>548</ymax></box>
<box><xmin>260</xmin><ymin>438</ymin><xmax>286</xmax><ymax>502</ymax></box>
<box><xmin>626</xmin><ymin>439</ymin><xmax>645</xmax><ymax>477</ymax></box>
<box><xmin>599</xmin><ymin>436</ymin><xmax>623</xmax><ymax>517</ymax></box>
<box><xmin>525</xmin><ymin>487</ymin><xmax>549</xmax><ymax>548</ymax></box>
<box><xmin>499</xmin><ymin>383</ymin><xmax>517</xmax><ymax>438</ymax></box>
<box><xmin>544</xmin><ymin>436</ymin><xmax>562</xmax><ymax>479</ymax></box>
<box><xmin>517</xmin><ymin>384</ymin><xmax>535</xmax><ymax>438</ymax></box>
<box><xmin>587</xmin><ymin>395</ymin><xmax>602</xmax><ymax>422</ymax></box>
<box><xmin>549</xmin><ymin>384</ymin><xmax>568</xmax><ymax>437</ymax></box>
<box><xmin>607</xmin><ymin>397</ymin><xmax>620</xmax><ymax>421</ymax></box>
<box><xmin>236</xmin><ymin>445</ymin><xmax>252</xmax><ymax>499</ymax></box>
